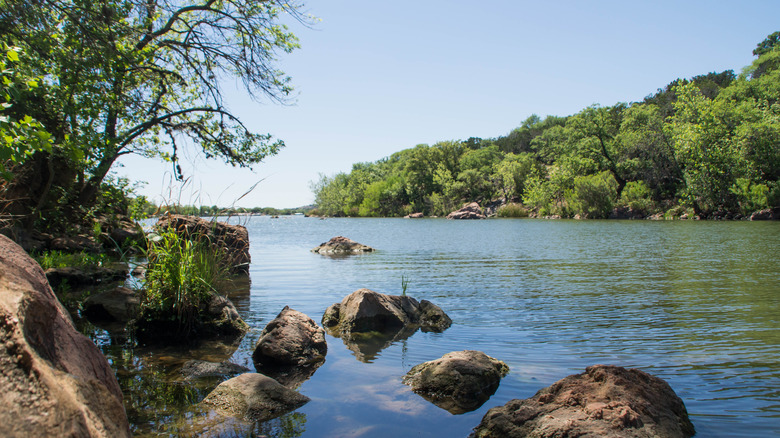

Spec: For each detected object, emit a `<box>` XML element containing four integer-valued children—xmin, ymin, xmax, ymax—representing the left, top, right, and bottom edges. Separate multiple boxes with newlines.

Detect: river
<box><xmin>86</xmin><ymin>216</ymin><xmax>780</xmax><ymax>437</ymax></box>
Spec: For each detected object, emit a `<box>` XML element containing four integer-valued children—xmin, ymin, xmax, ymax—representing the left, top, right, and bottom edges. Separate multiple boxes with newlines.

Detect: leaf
<box><xmin>6</xmin><ymin>50</ymin><xmax>19</xmax><ymax>62</ymax></box>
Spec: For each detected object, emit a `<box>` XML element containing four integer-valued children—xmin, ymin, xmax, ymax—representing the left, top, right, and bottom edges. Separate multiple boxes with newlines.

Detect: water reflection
<box><xmin>325</xmin><ymin>325</ymin><xmax>419</xmax><ymax>363</ymax></box>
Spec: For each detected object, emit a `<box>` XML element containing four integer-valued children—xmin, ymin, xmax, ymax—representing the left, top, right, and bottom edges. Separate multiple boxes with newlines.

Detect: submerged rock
<box><xmin>0</xmin><ymin>235</ymin><xmax>131</xmax><ymax>437</ymax></box>
<box><xmin>156</xmin><ymin>214</ymin><xmax>251</xmax><ymax>274</ymax></box>
<box><xmin>404</xmin><ymin>350</ymin><xmax>509</xmax><ymax>414</ymax></box>
<box><xmin>471</xmin><ymin>364</ymin><xmax>695</xmax><ymax>438</ymax></box>
<box><xmin>180</xmin><ymin>359</ymin><xmax>250</xmax><ymax>380</ymax></box>
<box><xmin>311</xmin><ymin>236</ymin><xmax>374</xmax><ymax>254</ymax></box>
<box><xmin>199</xmin><ymin>373</ymin><xmax>310</xmax><ymax>422</ymax></box>
<box><xmin>446</xmin><ymin>202</ymin><xmax>486</xmax><ymax>220</ymax></box>
<box><xmin>253</xmin><ymin>306</ymin><xmax>327</xmax><ymax>387</ymax></box>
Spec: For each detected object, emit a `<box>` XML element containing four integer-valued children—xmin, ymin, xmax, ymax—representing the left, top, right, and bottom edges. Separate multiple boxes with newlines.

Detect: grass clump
<box><xmin>34</xmin><ymin>250</ymin><xmax>112</xmax><ymax>270</ymax></box>
<box><xmin>138</xmin><ymin>228</ymin><xmax>230</xmax><ymax>340</ymax></box>
<box><xmin>496</xmin><ymin>203</ymin><xmax>529</xmax><ymax>218</ymax></box>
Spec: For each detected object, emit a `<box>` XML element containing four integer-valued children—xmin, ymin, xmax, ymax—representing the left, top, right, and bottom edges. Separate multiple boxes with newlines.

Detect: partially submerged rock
<box><xmin>404</xmin><ymin>350</ymin><xmax>509</xmax><ymax>414</ymax></box>
<box><xmin>323</xmin><ymin>289</ymin><xmax>452</xmax><ymax>362</ymax></box>
<box><xmin>323</xmin><ymin>288</ymin><xmax>452</xmax><ymax>334</ymax></box>
<box><xmin>471</xmin><ymin>364</ymin><xmax>695</xmax><ymax>438</ymax></box>
<box><xmin>199</xmin><ymin>373</ymin><xmax>310</xmax><ymax>422</ymax></box>
<box><xmin>84</xmin><ymin>286</ymin><xmax>140</xmax><ymax>322</ymax></box>
<box><xmin>253</xmin><ymin>306</ymin><xmax>327</xmax><ymax>387</ymax></box>
<box><xmin>404</xmin><ymin>212</ymin><xmax>424</xmax><ymax>218</ymax></box>
<box><xmin>750</xmin><ymin>207</ymin><xmax>780</xmax><ymax>220</ymax></box>
<box><xmin>0</xmin><ymin>235</ymin><xmax>131</xmax><ymax>437</ymax></box>
<box><xmin>156</xmin><ymin>214</ymin><xmax>251</xmax><ymax>274</ymax></box>
<box><xmin>311</xmin><ymin>236</ymin><xmax>374</xmax><ymax>254</ymax></box>
<box><xmin>180</xmin><ymin>359</ymin><xmax>250</xmax><ymax>380</ymax></box>
<box><xmin>447</xmin><ymin>202</ymin><xmax>486</xmax><ymax>220</ymax></box>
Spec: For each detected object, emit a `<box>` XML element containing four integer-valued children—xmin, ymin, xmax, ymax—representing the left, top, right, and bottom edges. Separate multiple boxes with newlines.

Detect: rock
<box><xmin>45</xmin><ymin>265</ymin><xmax>128</xmax><ymax>290</ymax></box>
<box><xmin>199</xmin><ymin>373</ymin><xmax>310</xmax><ymax>422</ymax></box>
<box><xmin>180</xmin><ymin>359</ymin><xmax>250</xmax><ymax>380</ymax></box>
<box><xmin>49</xmin><ymin>234</ymin><xmax>102</xmax><ymax>252</ymax></box>
<box><xmin>134</xmin><ymin>293</ymin><xmax>248</xmax><ymax>345</ymax></box>
<box><xmin>323</xmin><ymin>288</ymin><xmax>452</xmax><ymax>334</ymax></box>
<box><xmin>131</xmin><ymin>264</ymin><xmax>146</xmax><ymax>277</ymax></box>
<box><xmin>447</xmin><ymin>202</ymin><xmax>486</xmax><ymax>220</ymax></box>
<box><xmin>609</xmin><ymin>206</ymin><xmax>646</xmax><ymax>220</ymax></box>
<box><xmin>404</xmin><ymin>212</ymin><xmax>424</xmax><ymax>218</ymax></box>
<box><xmin>403</xmin><ymin>350</ymin><xmax>509</xmax><ymax>414</ymax></box>
<box><xmin>323</xmin><ymin>289</ymin><xmax>452</xmax><ymax>362</ymax></box>
<box><xmin>471</xmin><ymin>364</ymin><xmax>695</xmax><ymax>438</ymax></box>
<box><xmin>84</xmin><ymin>286</ymin><xmax>140</xmax><ymax>322</ymax></box>
<box><xmin>253</xmin><ymin>306</ymin><xmax>327</xmax><ymax>367</ymax></box>
<box><xmin>253</xmin><ymin>306</ymin><xmax>327</xmax><ymax>387</ymax></box>
<box><xmin>108</xmin><ymin>218</ymin><xmax>144</xmax><ymax>246</ymax></box>
<box><xmin>156</xmin><ymin>214</ymin><xmax>250</xmax><ymax>274</ymax></box>
<box><xmin>311</xmin><ymin>236</ymin><xmax>374</xmax><ymax>254</ymax></box>
<box><xmin>750</xmin><ymin>207</ymin><xmax>780</xmax><ymax>220</ymax></box>
<box><xmin>0</xmin><ymin>235</ymin><xmax>131</xmax><ymax>437</ymax></box>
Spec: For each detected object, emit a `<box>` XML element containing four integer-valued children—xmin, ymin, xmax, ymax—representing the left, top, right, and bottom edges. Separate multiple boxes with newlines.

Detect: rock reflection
<box><xmin>326</xmin><ymin>325</ymin><xmax>419</xmax><ymax>363</ymax></box>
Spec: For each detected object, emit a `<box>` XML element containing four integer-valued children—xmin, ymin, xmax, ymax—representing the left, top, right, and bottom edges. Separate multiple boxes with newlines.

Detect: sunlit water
<box><xmin>83</xmin><ymin>216</ymin><xmax>780</xmax><ymax>437</ymax></box>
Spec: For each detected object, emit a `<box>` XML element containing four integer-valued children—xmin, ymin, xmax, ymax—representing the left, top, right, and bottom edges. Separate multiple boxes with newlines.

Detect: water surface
<box><xmin>90</xmin><ymin>217</ymin><xmax>780</xmax><ymax>437</ymax></box>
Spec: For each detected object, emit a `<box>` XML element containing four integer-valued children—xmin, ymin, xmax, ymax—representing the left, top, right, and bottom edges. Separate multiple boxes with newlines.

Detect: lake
<box><xmin>87</xmin><ymin>216</ymin><xmax>780</xmax><ymax>437</ymax></box>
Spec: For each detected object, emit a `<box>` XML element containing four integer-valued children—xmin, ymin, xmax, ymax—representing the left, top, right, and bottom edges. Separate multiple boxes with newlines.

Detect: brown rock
<box><xmin>45</xmin><ymin>265</ymin><xmax>128</xmax><ymax>290</ymax></box>
<box><xmin>311</xmin><ymin>236</ymin><xmax>374</xmax><ymax>254</ymax></box>
<box><xmin>404</xmin><ymin>350</ymin><xmax>509</xmax><ymax>414</ymax></box>
<box><xmin>253</xmin><ymin>306</ymin><xmax>327</xmax><ymax>368</ymax></box>
<box><xmin>471</xmin><ymin>364</ymin><xmax>695</xmax><ymax>438</ymax></box>
<box><xmin>750</xmin><ymin>207</ymin><xmax>780</xmax><ymax>220</ymax></box>
<box><xmin>49</xmin><ymin>235</ymin><xmax>101</xmax><ymax>252</ymax></box>
<box><xmin>156</xmin><ymin>214</ymin><xmax>250</xmax><ymax>274</ymax></box>
<box><xmin>404</xmin><ymin>212</ymin><xmax>424</xmax><ymax>218</ymax></box>
<box><xmin>199</xmin><ymin>373</ymin><xmax>310</xmax><ymax>422</ymax></box>
<box><xmin>0</xmin><ymin>235</ymin><xmax>130</xmax><ymax>437</ymax></box>
<box><xmin>180</xmin><ymin>359</ymin><xmax>250</xmax><ymax>380</ymax></box>
<box><xmin>447</xmin><ymin>202</ymin><xmax>486</xmax><ymax>220</ymax></box>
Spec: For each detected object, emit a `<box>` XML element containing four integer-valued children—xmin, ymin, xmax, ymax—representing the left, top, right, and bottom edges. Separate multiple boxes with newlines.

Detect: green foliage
<box><xmin>619</xmin><ymin>181</ymin><xmax>655</xmax><ymax>214</ymax></box>
<box><xmin>496</xmin><ymin>203</ymin><xmax>529</xmax><ymax>218</ymax></box>
<box><xmin>730</xmin><ymin>178</ymin><xmax>769</xmax><ymax>215</ymax></box>
<box><xmin>401</xmin><ymin>275</ymin><xmax>409</xmax><ymax>296</ymax></box>
<box><xmin>571</xmin><ymin>171</ymin><xmax>619</xmax><ymax>219</ymax></box>
<box><xmin>140</xmin><ymin>228</ymin><xmax>230</xmax><ymax>337</ymax></box>
<box><xmin>34</xmin><ymin>250</ymin><xmax>111</xmax><ymax>270</ymax></box>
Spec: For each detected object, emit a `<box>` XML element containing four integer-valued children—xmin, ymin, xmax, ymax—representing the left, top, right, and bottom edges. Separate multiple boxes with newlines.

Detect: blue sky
<box><xmin>117</xmin><ymin>0</ymin><xmax>780</xmax><ymax>208</ymax></box>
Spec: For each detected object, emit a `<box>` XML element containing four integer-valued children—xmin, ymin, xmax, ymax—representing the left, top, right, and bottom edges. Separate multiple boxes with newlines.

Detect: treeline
<box><xmin>311</xmin><ymin>33</ymin><xmax>780</xmax><ymax>219</ymax></box>
<box><xmin>129</xmin><ymin>196</ymin><xmax>312</xmax><ymax>219</ymax></box>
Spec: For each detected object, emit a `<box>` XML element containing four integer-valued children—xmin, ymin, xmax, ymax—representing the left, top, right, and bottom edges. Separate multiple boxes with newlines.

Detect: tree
<box><xmin>0</xmin><ymin>0</ymin><xmax>306</xmax><ymax>226</ymax></box>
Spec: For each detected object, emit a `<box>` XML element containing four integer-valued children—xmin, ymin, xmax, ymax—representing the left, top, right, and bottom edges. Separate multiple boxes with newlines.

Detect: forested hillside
<box><xmin>311</xmin><ymin>33</ymin><xmax>780</xmax><ymax>219</ymax></box>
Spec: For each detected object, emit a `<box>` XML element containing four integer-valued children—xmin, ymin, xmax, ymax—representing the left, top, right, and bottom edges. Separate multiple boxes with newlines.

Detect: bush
<box><xmin>730</xmin><ymin>178</ymin><xmax>769</xmax><ymax>215</ymax></box>
<box><xmin>571</xmin><ymin>171</ymin><xmax>618</xmax><ymax>219</ymax></box>
<box><xmin>139</xmin><ymin>228</ymin><xmax>230</xmax><ymax>338</ymax></box>
<box><xmin>620</xmin><ymin>181</ymin><xmax>655</xmax><ymax>214</ymax></box>
<box><xmin>496</xmin><ymin>203</ymin><xmax>529</xmax><ymax>218</ymax></box>
<box><xmin>34</xmin><ymin>250</ymin><xmax>111</xmax><ymax>270</ymax></box>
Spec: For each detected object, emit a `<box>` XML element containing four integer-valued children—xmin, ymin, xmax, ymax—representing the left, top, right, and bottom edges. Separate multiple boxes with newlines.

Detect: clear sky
<box><xmin>116</xmin><ymin>0</ymin><xmax>780</xmax><ymax>208</ymax></box>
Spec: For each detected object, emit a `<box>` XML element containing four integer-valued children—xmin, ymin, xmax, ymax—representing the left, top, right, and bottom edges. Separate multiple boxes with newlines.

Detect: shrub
<box><xmin>496</xmin><ymin>203</ymin><xmax>529</xmax><ymax>218</ymax></box>
<box><xmin>620</xmin><ymin>181</ymin><xmax>655</xmax><ymax>214</ymax></box>
<box><xmin>730</xmin><ymin>178</ymin><xmax>769</xmax><ymax>215</ymax></box>
<box><xmin>571</xmin><ymin>171</ymin><xmax>618</xmax><ymax>219</ymax></box>
<box><xmin>34</xmin><ymin>250</ymin><xmax>111</xmax><ymax>270</ymax></box>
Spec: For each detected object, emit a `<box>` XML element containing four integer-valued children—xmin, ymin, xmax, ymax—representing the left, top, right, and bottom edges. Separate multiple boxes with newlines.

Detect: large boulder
<box><xmin>750</xmin><ymin>207</ymin><xmax>780</xmax><ymax>220</ymax></box>
<box><xmin>199</xmin><ymin>373</ymin><xmax>310</xmax><ymax>422</ymax></box>
<box><xmin>403</xmin><ymin>350</ymin><xmax>509</xmax><ymax>414</ymax></box>
<box><xmin>322</xmin><ymin>288</ymin><xmax>451</xmax><ymax>334</ymax></box>
<box><xmin>156</xmin><ymin>214</ymin><xmax>251</xmax><ymax>273</ymax></box>
<box><xmin>311</xmin><ymin>236</ymin><xmax>374</xmax><ymax>254</ymax></box>
<box><xmin>0</xmin><ymin>235</ymin><xmax>131</xmax><ymax>437</ymax></box>
<box><xmin>253</xmin><ymin>306</ymin><xmax>327</xmax><ymax>387</ymax></box>
<box><xmin>471</xmin><ymin>365</ymin><xmax>695</xmax><ymax>438</ymax></box>
<box><xmin>447</xmin><ymin>202</ymin><xmax>486</xmax><ymax>220</ymax></box>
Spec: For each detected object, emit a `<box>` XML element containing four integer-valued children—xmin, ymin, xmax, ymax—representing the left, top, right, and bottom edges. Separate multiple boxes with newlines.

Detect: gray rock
<box><xmin>471</xmin><ymin>364</ymin><xmax>695</xmax><ymax>438</ymax></box>
<box><xmin>0</xmin><ymin>235</ymin><xmax>130</xmax><ymax>437</ymax></box>
<box><xmin>311</xmin><ymin>236</ymin><xmax>374</xmax><ymax>254</ymax></box>
<box><xmin>404</xmin><ymin>350</ymin><xmax>509</xmax><ymax>414</ymax></box>
<box><xmin>199</xmin><ymin>373</ymin><xmax>310</xmax><ymax>422</ymax></box>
